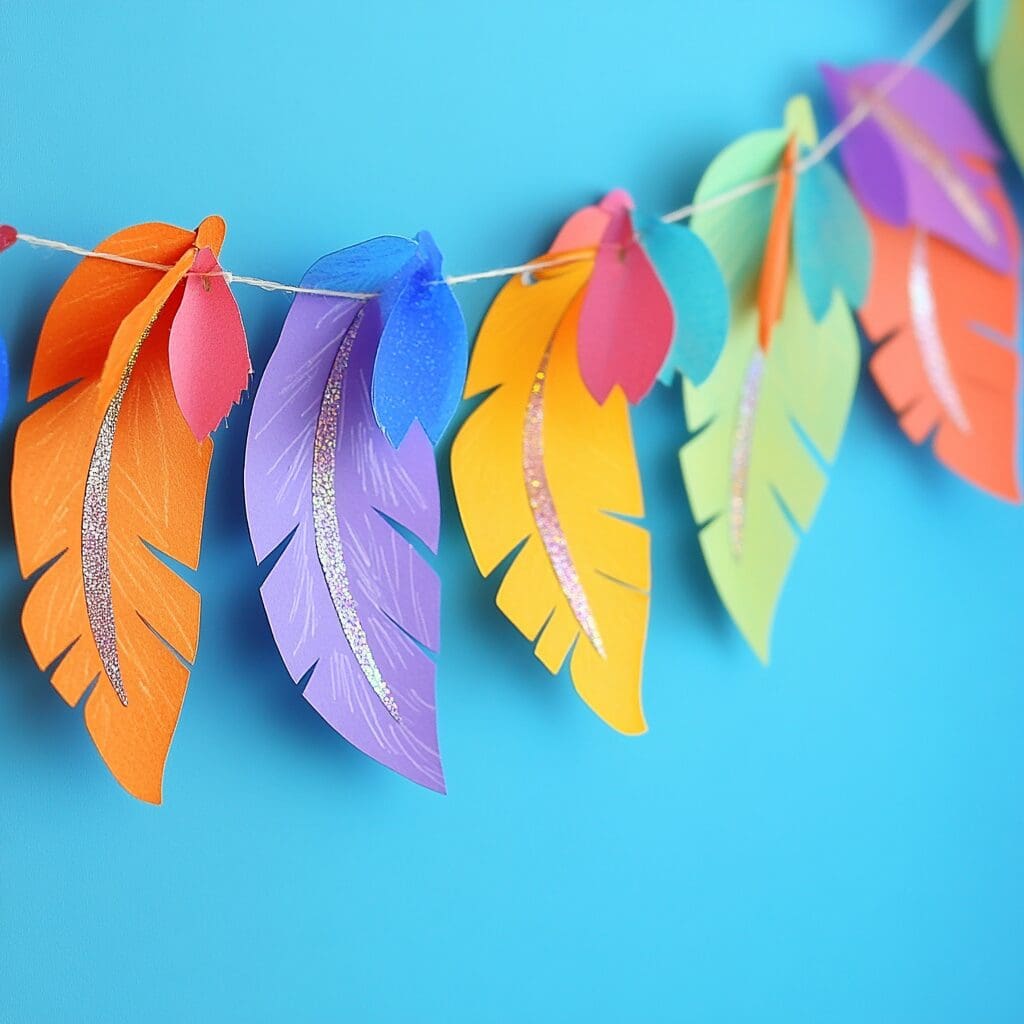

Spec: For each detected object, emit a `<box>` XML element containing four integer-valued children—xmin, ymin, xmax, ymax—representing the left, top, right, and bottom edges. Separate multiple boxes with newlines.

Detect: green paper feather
<box><xmin>682</xmin><ymin>97</ymin><xmax>863</xmax><ymax>660</ymax></box>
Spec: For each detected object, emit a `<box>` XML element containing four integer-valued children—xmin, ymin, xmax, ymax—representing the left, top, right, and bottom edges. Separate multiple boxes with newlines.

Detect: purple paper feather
<box><xmin>245</xmin><ymin>293</ymin><xmax>444</xmax><ymax>792</ymax></box>
<box><xmin>822</xmin><ymin>62</ymin><xmax>1012</xmax><ymax>273</ymax></box>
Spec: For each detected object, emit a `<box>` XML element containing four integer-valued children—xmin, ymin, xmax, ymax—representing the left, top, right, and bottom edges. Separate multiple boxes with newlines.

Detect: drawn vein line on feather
<box><xmin>729</xmin><ymin>349</ymin><xmax>766</xmax><ymax>558</ymax></box>
<box><xmin>82</xmin><ymin>326</ymin><xmax>153</xmax><ymax>707</ymax></box>
<box><xmin>311</xmin><ymin>306</ymin><xmax>401</xmax><ymax>721</ymax></box>
<box><xmin>908</xmin><ymin>231</ymin><xmax>972</xmax><ymax>433</ymax></box>
<box><xmin>850</xmin><ymin>84</ymin><xmax>998</xmax><ymax>247</ymax></box>
<box><xmin>522</xmin><ymin>342</ymin><xmax>605</xmax><ymax>657</ymax></box>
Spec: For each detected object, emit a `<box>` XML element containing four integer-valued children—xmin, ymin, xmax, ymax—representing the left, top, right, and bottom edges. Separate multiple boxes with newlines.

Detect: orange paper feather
<box><xmin>11</xmin><ymin>219</ymin><xmax>222</xmax><ymax>802</ymax></box>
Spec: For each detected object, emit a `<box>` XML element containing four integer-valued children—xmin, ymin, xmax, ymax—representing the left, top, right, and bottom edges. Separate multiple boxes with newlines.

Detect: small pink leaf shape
<box><xmin>576</xmin><ymin>190</ymin><xmax>674</xmax><ymax>405</ymax></box>
<box><xmin>168</xmin><ymin>247</ymin><xmax>251</xmax><ymax>440</ymax></box>
<box><xmin>0</xmin><ymin>225</ymin><xmax>17</xmax><ymax>253</ymax></box>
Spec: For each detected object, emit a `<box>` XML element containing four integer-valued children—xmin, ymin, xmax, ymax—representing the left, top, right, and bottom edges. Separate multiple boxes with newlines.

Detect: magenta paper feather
<box><xmin>244</xmin><ymin>243</ymin><xmax>444</xmax><ymax>792</ymax></box>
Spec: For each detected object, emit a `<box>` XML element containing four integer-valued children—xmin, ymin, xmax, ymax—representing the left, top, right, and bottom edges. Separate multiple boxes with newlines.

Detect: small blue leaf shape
<box><xmin>372</xmin><ymin>231</ymin><xmax>468</xmax><ymax>446</ymax></box>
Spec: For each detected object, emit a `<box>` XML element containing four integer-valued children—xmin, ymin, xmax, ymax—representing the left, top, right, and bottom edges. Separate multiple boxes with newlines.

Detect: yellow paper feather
<box><xmin>451</xmin><ymin>260</ymin><xmax>650</xmax><ymax>733</ymax></box>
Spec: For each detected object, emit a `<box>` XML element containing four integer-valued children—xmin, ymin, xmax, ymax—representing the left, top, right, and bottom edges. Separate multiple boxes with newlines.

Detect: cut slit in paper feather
<box><xmin>168</xmin><ymin>246</ymin><xmax>251</xmax><ymax>440</ymax></box>
<box><xmin>244</xmin><ymin>238</ymin><xmax>445</xmax><ymax>792</ymax></box>
<box><xmin>683</xmin><ymin>97</ymin><xmax>866</xmax><ymax>661</ymax></box>
<box><xmin>451</xmin><ymin>234</ymin><xmax>650</xmax><ymax>734</ymax></box>
<box><xmin>977</xmin><ymin>0</ymin><xmax>1024</xmax><ymax>174</ymax></box>
<box><xmin>11</xmin><ymin>218</ymin><xmax>224</xmax><ymax>803</ymax></box>
<box><xmin>821</xmin><ymin>62</ymin><xmax>1013</xmax><ymax>273</ymax></box>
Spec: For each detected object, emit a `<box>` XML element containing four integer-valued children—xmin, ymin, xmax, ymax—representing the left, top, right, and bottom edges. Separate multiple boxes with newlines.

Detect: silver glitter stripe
<box><xmin>854</xmin><ymin>85</ymin><xmax>998</xmax><ymax>249</ymax></box>
<box><xmin>729</xmin><ymin>349</ymin><xmax>765</xmax><ymax>558</ymax></box>
<box><xmin>522</xmin><ymin>344</ymin><xmax>605</xmax><ymax>657</ymax></box>
<box><xmin>908</xmin><ymin>231</ymin><xmax>971</xmax><ymax>434</ymax></box>
<box><xmin>82</xmin><ymin>343</ymin><xmax>144</xmax><ymax>706</ymax></box>
<box><xmin>312</xmin><ymin>307</ymin><xmax>401</xmax><ymax>721</ymax></box>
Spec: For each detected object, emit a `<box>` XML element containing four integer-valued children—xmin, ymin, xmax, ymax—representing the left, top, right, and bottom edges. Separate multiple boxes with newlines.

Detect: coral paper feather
<box><xmin>859</xmin><ymin>189</ymin><xmax>1021</xmax><ymax>501</ymax></box>
<box><xmin>245</xmin><ymin>249</ymin><xmax>444</xmax><ymax>791</ymax></box>
<box><xmin>451</xmin><ymin>259</ymin><xmax>650</xmax><ymax>733</ymax></box>
<box><xmin>12</xmin><ymin>221</ymin><xmax>218</xmax><ymax>802</ymax></box>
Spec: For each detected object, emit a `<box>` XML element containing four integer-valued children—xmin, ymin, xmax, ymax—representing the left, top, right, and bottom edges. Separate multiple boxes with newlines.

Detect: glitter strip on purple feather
<box><xmin>312</xmin><ymin>307</ymin><xmax>401</xmax><ymax>720</ymax></box>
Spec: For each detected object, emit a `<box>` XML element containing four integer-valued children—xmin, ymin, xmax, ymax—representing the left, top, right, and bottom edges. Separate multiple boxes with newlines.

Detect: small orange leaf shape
<box><xmin>757</xmin><ymin>135</ymin><xmax>799</xmax><ymax>351</ymax></box>
<box><xmin>859</xmin><ymin>179</ymin><xmax>1021</xmax><ymax>502</ymax></box>
<box><xmin>11</xmin><ymin>218</ymin><xmax>224</xmax><ymax>802</ymax></box>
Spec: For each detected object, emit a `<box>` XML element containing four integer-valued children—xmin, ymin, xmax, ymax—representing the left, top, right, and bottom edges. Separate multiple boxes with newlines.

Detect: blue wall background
<box><xmin>2</xmin><ymin>2</ymin><xmax>1022</xmax><ymax>1020</ymax></box>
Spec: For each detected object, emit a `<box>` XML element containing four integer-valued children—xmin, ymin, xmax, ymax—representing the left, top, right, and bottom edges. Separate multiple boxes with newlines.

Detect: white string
<box><xmin>444</xmin><ymin>251</ymin><xmax>597</xmax><ymax>285</ymax></box>
<box><xmin>12</xmin><ymin>0</ymin><xmax>972</xmax><ymax>299</ymax></box>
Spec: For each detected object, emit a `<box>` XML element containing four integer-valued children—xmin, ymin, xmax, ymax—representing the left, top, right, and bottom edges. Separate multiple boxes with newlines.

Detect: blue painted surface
<box><xmin>1</xmin><ymin>2</ymin><xmax>1022</xmax><ymax>1020</ymax></box>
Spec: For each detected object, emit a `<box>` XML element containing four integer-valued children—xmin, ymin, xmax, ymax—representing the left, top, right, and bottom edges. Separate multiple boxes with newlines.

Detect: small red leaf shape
<box><xmin>0</xmin><ymin>225</ymin><xmax>17</xmax><ymax>253</ymax></box>
<box><xmin>168</xmin><ymin>247</ymin><xmax>251</xmax><ymax>440</ymax></box>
